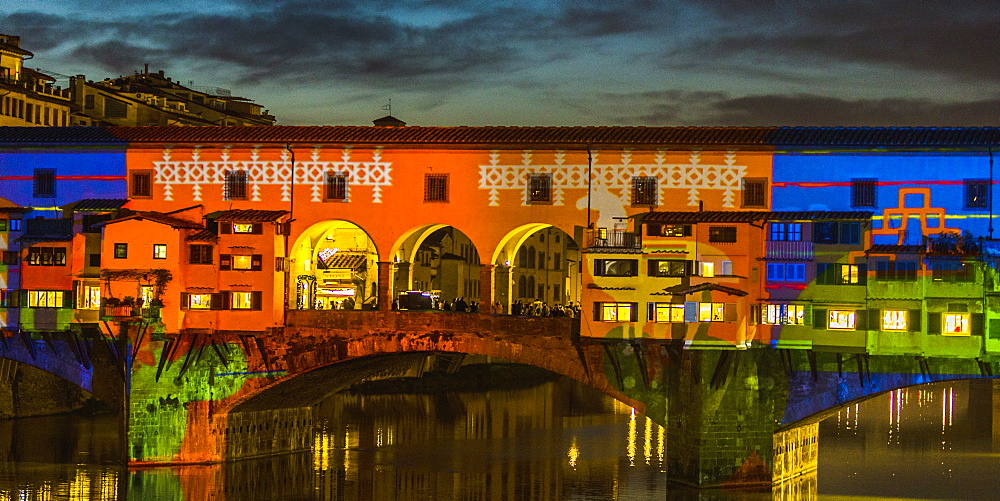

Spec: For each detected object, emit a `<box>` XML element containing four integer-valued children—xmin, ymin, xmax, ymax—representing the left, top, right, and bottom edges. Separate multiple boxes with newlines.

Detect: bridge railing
<box><xmin>286</xmin><ymin>309</ymin><xmax>578</xmax><ymax>340</ymax></box>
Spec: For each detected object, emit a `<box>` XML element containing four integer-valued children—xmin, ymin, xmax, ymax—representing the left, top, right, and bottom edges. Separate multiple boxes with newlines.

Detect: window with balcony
<box><xmin>631</xmin><ymin>176</ymin><xmax>658</xmax><ymax>206</ymax></box>
<box><xmin>648</xmin><ymin>303</ymin><xmax>685</xmax><ymax>323</ymax></box>
<box><xmin>761</xmin><ymin>304</ymin><xmax>806</xmax><ymax>325</ymax></box>
<box><xmin>594</xmin><ymin>302</ymin><xmax>638</xmax><ymax>322</ymax></box>
<box><xmin>527</xmin><ymin>174</ymin><xmax>552</xmax><ymax>204</ymax></box>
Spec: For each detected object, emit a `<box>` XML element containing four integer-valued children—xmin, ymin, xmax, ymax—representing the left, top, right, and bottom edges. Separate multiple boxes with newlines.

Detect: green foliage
<box><xmin>101</xmin><ymin>268</ymin><xmax>173</xmax><ymax>290</ymax></box>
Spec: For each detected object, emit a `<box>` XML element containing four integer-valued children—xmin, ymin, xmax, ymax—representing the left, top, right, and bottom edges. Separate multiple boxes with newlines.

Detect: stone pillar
<box><xmin>376</xmin><ymin>261</ymin><xmax>393</xmax><ymax>312</ymax></box>
<box><xmin>493</xmin><ymin>264</ymin><xmax>512</xmax><ymax>314</ymax></box>
<box><xmin>479</xmin><ymin>264</ymin><xmax>494</xmax><ymax>313</ymax></box>
<box><xmin>665</xmin><ymin>350</ymin><xmax>786</xmax><ymax>488</ymax></box>
<box><xmin>393</xmin><ymin>261</ymin><xmax>411</xmax><ymax>294</ymax></box>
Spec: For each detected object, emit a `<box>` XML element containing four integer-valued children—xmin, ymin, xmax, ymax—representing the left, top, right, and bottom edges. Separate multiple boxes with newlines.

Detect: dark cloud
<box><xmin>606</xmin><ymin>90</ymin><xmax>1000</xmax><ymax>126</ymax></box>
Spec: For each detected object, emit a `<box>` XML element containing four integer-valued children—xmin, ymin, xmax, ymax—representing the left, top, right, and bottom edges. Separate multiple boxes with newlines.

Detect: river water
<box><xmin>0</xmin><ymin>375</ymin><xmax>998</xmax><ymax>500</ymax></box>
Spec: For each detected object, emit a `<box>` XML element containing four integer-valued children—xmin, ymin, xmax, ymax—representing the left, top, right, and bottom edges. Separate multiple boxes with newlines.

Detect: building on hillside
<box><xmin>0</xmin><ymin>35</ymin><xmax>73</xmax><ymax>127</ymax></box>
<box><xmin>69</xmin><ymin>68</ymin><xmax>276</xmax><ymax>126</ymax></box>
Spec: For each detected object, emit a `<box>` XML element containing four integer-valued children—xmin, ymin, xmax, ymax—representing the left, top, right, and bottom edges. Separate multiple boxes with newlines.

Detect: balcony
<box><xmin>100</xmin><ymin>300</ymin><xmax>161</xmax><ymax>321</ymax></box>
<box><xmin>765</xmin><ymin>240</ymin><xmax>814</xmax><ymax>260</ymax></box>
<box><xmin>585</xmin><ymin>229</ymin><xmax>640</xmax><ymax>250</ymax></box>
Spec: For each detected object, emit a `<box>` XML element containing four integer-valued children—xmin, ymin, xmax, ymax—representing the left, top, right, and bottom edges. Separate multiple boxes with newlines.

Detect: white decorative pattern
<box><xmin>153</xmin><ymin>146</ymin><xmax>392</xmax><ymax>203</ymax></box>
<box><xmin>479</xmin><ymin>149</ymin><xmax>748</xmax><ymax>207</ymax></box>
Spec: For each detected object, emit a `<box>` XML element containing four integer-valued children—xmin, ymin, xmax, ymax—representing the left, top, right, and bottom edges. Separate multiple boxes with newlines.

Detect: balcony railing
<box><xmin>100</xmin><ymin>302</ymin><xmax>161</xmax><ymax>321</ymax></box>
<box><xmin>766</xmin><ymin>240</ymin><xmax>814</xmax><ymax>260</ymax></box>
<box><xmin>585</xmin><ymin>229</ymin><xmax>640</xmax><ymax>250</ymax></box>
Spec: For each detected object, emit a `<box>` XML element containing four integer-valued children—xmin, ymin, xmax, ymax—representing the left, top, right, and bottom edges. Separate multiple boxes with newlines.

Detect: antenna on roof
<box><xmin>381</xmin><ymin>98</ymin><xmax>392</xmax><ymax>116</ymax></box>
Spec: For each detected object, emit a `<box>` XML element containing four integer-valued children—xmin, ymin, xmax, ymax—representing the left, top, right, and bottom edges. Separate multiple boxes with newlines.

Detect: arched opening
<box><xmin>390</xmin><ymin>225</ymin><xmax>482</xmax><ymax>311</ymax></box>
<box><xmin>289</xmin><ymin>220</ymin><xmax>379</xmax><ymax>310</ymax></box>
<box><xmin>492</xmin><ymin>225</ymin><xmax>581</xmax><ymax>315</ymax></box>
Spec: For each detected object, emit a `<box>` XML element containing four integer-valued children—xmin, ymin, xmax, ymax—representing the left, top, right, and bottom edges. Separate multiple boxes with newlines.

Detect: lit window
<box><xmin>631</xmin><ymin>176</ymin><xmax>658</xmax><ymax>206</ymax></box>
<box><xmin>232</xmin><ymin>255</ymin><xmax>252</xmax><ymax>270</ymax></box>
<box><xmin>599</xmin><ymin>302</ymin><xmax>635</xmax><ymax>322</ymax></box>
<box><xmin>700</xmin><ymin>262</ymin><xmax>715</xmax><ymax>278</ymax></box>
<box><xmin>651</xmin><ymin>303</ymin><xmax>684</xmax><ymax>323</ymax></box>
<box><xmin>189</xmin><ymin>294</ymin><xmax>212</xmax><ymax>309</ymax></box>
<box><xmin>828</xmin><ymin>310</ymin><xmax>856</xmax><ymax>330</ymax></box>
<box><xmin>140</xmin><ymin>286</ymin><xmax>155</xmax><ymax>305</ymax></box>
<box><xmin>114</xmin><ymin>243</ymin><xmax>128</xmax><ymax>259</ymax></box>
<box><xmin>233</xmin><ymin>223</ymin><xmax>253</xmax><ymax>233</ymax></box>
<box><xmin>28</xmin><ymin>290</ymin><xmax>64</xmax><ymax>308</ymax></box>
<box><xmin>650</xmin><ymin>260</ymin><xmax>688</xmax><ymax>277</ymax></box>
<box><xmin>762</xmin><ymin>304</ymin><xmax>806</xmax><ymax>325</ymax></box>
<box><xmin>943</xmin><ymin>313</ymin><xmax>970</xmax><ymax>336</ymax></box>
<box><xmin>662</xmin><ymin>225</ymin><xmax>688</xmax><ymax>237</ymax></box>
<box><xmin>231</xmin><ymin>292</ymin><xmax>252</xmax><ymax>309</ymax></box>
<box><xmin>840</xmin><ymin>264</ymin><xmax>861</xmax><ymax>284</ymax></box>
<box><xmin>882</xmin><ymin>310</ymin><xmax>908</xmax><ymax>331</ymax></box>
<box><xmin>153</xmin><ymin>244</ymin><xmax>167</xmax><ymax>259</ymax></box>
<box><xmin>9</xmin><ymin>219</ymin><xmax>20</xmax><ymax>231</ymax></box>
<box><xmin>698</xmin><ymin>303</ymin><xmax>725</xmax><ymax>322</ymax></box>
<box><xmin>81</xmin><ymin>285</ymin><xmax>101</xmax><ymax>309</ymax></box>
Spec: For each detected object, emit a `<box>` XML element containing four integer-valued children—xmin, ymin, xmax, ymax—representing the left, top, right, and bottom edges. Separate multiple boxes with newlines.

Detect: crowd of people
<box><xmin>389</xmin><ymin>295</ymin><xmax>581</xmax><ymax>318</ymax></box>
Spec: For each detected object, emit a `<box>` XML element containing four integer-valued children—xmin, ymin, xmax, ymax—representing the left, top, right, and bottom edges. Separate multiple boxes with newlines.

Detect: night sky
<box><xmin>7</xmin><ymin>1</ymin><xmax>1000</xmax><ymax>127</ymax></box>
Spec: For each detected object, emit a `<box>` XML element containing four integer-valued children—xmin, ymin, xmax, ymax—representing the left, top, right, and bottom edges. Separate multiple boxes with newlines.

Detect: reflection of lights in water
<box><xmin>343</xmin><ymin>424</ymin><xmax>358</xmax><ymax>477</ymax></box>
<box><xmin>70</xmin><ymin>469</ymin><xmax>89</xmax><ymax>500</ymax></box>
<box><xmin>644</xmin><ymin>417</ymin><xmax>652</xmax><ymax>465</ymax></box>
<box><xmin>941</xmin><ymin>386</ymin><xmax>954</xmax><ymax>450</ymax></box>
<box><xmin>657</xmin><ymin>423</ymin><xmax>665</xmax><ymax>468</ymax></box>
<box><xmin>99</xmin><ymin>471</ymin><xmax>117</xmax><ymax>501</ymax></box>
<box><xmin>627</xmin><ymin>408</ymin><xmax>637</xmax><ymax>467</ymax></box>
<box><xmin>612</xmin><ymin>400</ymin><xmax>633</xmax><ymax>415</ymax></box>
<box><xmin>568</xmin><ymin>437</ymin><xmax>579</xmax><ymax>469</ymax></box>
<box><xmin>313</xmin><ymin>425</ymin><xmax>331</xmax><ymax>472</ymax></box>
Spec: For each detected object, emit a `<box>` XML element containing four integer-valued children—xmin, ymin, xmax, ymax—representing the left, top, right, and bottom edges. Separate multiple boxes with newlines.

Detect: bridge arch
<box><xmin>288</xmin><ymin>219</ymin><xmax>380</xmax><ymax>310</ymax></box>
<box><xmin>389</xmin><ymin>224</ymin><xmax>484</xmax><ymax>308</ymax></box>
<box><xmin>491</xmin><ymin>224</ymin><xmax>582</xmax><ymax>313</ymax></box>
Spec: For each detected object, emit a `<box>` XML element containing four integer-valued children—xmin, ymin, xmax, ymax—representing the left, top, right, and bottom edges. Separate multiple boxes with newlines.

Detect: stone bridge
<box><xmin>121</xmin><ymin>309</ymin><xmax>1000</xmax><ymax>488</ymax></box>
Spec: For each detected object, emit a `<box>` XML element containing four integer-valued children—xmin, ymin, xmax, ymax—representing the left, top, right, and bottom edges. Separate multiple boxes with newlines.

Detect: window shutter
<box><xmin>685</xmin><ymin>260</ymin><xmax>695</xmax><ymax>276</ymax></box>
<box><xmin>251</xmin><ymin>291</ymin><xmax>263</xmax><ymax>311</ymax></box>
<box><xmin>855</xmin><ymin>309</ymin><xmax>867</xmax><ymax>330</ymax></box>
<box><xmin>63</xmin><ymin>289</ymin><xmax>74</xmax><ymax>308</ymax></box>
<box><xmin>724</xmin><ymin>303</ymin><xmax>738</xmax><ymax>322</ymax></box>
<box><xmin>647</xmin><ymin>302</ymin><xmax>655</xmax><ymax>321</ymax></box>
<box><xmin>722</xmin><ymin>261</ymin><xmax>733</xmax><ymax>276</ymax></box>
<box><xmin>628</xmin><ymin>260</ymin><xmax>638</xmax><ymax>276</ymax></box>
<box><xmin>252</xmin><ymin>223</ymin><xmax>263</xmax><ymax>234</ymax></box>
<box><xmin>220</xmin><ymin>223</ymin><xmax>232</xmax><ymax>234</ymax></box>
<box><xmin>816</xmin><ymin>263</ymin><xmax>832</xmax><ymax>284</ymax></box>
<box><xmin>909</xmin><ymin>310</ymin><xmax>921</xmax><ymax>332</ymax></box>
<box><xmin>813</xmin><ymin>309</ymin><xmax>827</xmax><ymax>329</ymax></box>
<box><xmin>648</xmin><ymin>260</ymin><xmax>658</xmax><ymax>277</ymax></box>
<box><xmin>211</xmin><ymin>292</ymin><xmax>227</xmax><ymax>310</ymax></box>
<box><xmin>594</xmin><ymin>259</ymin><xmax>605</xmax><ymax>277</ymax></box>
<box><xmin>73</xmin><ymin>280</ymin><xmax>82</xmax><ymax>309</ymax></box>
<box><xmin>646</xmin><ymin>224</ymin><xmax>661</xmax><ymax>236</ymax></box>
<box><xmin>683</xmin><ymin>225</ymin><xmax>692</xmax><ymax>237</ymax></box>
<box><xmin>684</xmin><ymin>302</ymin><xmax>698</xmax><ymax>323</ymax></box>
<box><xmin>220</xmin><ymin>254</ymin><xmax>231</xmax><ymax>271</ymax></box>
<box><xmin>972</xmin><ymin>313</ymin><xmax>985</xmax><ymax>336</ymax></box>
<box><xmin>749</xmin><ymin>304</ymin><xmax>759</xmax><ymax>325</ymax></box>
<box><xmin>857</xmin><ymin>264</ymin><xmax>867</xmax><ymax>285</ymax></box>
<box><xmin>180</xmin><ymin>292</ymin><xmax>190</xmax><ymax>310</ymax></box>
<box><xmin>927</xmin><ymin>312</ymin><xmax>941</xmax><ymax>334</ymax></box>
<box><xmin>251</xmin><ymin>254</ymin><xmax>263</xmax><ymax>271</ymax></box>
<box><xmin>630</xmin><ymin>303</ymin><xmax>639</xmax><ymax>322</ymax></box>
<box><xmin>593</xmin><ymin>302</ymin><xmax>601</xmax><ymax>321</ymax></box>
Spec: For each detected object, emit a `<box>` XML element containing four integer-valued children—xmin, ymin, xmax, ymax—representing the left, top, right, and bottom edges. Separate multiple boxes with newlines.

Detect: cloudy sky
<box><xmin>6</xmin><ymin>1</ymin><xmax>1000</xmax><ymax>126</ymax></box>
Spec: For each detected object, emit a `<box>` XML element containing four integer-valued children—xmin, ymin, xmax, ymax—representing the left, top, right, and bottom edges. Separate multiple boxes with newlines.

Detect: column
<box><xmin>479</xmin><ymin>264</ymin><xmax>494</xmax><ymax>313</ymax></box>
<box><xmin>376</xmin><ymin>261</ymin><xmax>393</xmax><ymax>312</ymax></box>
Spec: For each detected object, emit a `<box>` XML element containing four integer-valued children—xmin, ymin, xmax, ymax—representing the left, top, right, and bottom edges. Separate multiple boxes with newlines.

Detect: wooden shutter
<box><xmin>972</xmin><ymin>313</ymin><xmax>985</xmax><ymax>336</ymax></box>
<box><xmin>629</xmin><ymin>303</ymin><xmax>639</xmax><ymax>322</ymax></box>
<box><xmin>685</xmin><ymin>260</ymin><xmax>695</xmax><ymax>276</ymax></box>
<box><xmin>857</xmin><ymin>264</ymin><xmax>867</xmax><ymax>285</ymax></box>
<box><xmin>684</xmin><ymin>302</ymin><xmax>698</xmax><ymax>323</ymax></box>
<box><xmin>647</xmin><ymin>302</ymin><xmax>656</xmax><ymax>321</ymax></box>
<box><xmin>909</xmin><ymin>310</ymin><xmax>921</xmax><ymax>332</ymax></box>
<box><xmin>927</xmin><ymin>312</ymin><xmax>941</xmax><ymax>334</ymax></box>
<box><xmin>251</xmin><ymin>223</ymin><xmax>263</xmax><ymax>235</ymax></box>
<box><xmin>628</xmin><ymin>260</ymin><xmax>638</xmax><ymax>276</ymax></box>
<box><xmin>724</xmin><ymin>303</ymin><xmax>738</xmax><ymax>322</ymax></box>
<box><xmin>251</xmin><ymin>254</ymin><xmax>263</xmax><ymax>271</ymax></box>
<box><xmin>646</xmin><ymin>224</ymin><xmax>661</xmax><ymax>236</ymax></box>
<box><xmin>220</xmin><ymin>223</ymin><xmax>232</xmax><ymax>234</ymax></box>
<box><xmin>683</xmin><ymin>225</ymin><xmax>692</xmax><ymax>237</ymax></box>
<box><xmin>251</xmin><ymin>291</ymin><xmax>263</xmax><ymax>311</ymax></box>
<box><xmin>62</xmin><ymin>289</ymin><xmax>74</xmax><ymax>308</ymax></box>
<box><xmin>180</xmin><ymin>292</ymin><xmax>190</xmax><ymax>310</ymax></box>
<box><xmin>219</xmin><ymin>254</ymin><xmax>231</xmax><ymax>271</ymax></box>
<box><xmin>855</xmin><ymin>309</ymin><xmax>867</xmax><ymax>330</ymax></box>
<box><xmin>816</xmin><ymin>263</ymin><xmax>832</xmax><ymax>285</ymax></box>
<box><xmin>648</xmin><ymin>260</ymin><xmax>659</xmax><ymax>277</ymax></box>
<box><xmin>211</xmin><ymin>292</ymin><xmax>228</xmax><ymax>310</ymax></box>
<box><xmin>593</xmin><ymin>302</ymin><xmax>602</xmax><ymax>321</ymax></box>
<box><xmin>593</xmin><ymin>259</ymin><xmax>605</xmax><ymax>277</ymax></box>
<box><xmin>813</xmin><ymin>309</ymin><xmax>827</xmax><ymax>329</ymax></box>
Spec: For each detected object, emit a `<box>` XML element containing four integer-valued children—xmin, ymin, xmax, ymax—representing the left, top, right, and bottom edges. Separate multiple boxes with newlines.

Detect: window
<box><xmin>188</xmin><ymin>294</ymin><xmax>212</xmax><ymax>310</ymax></box>
<box><xmin>742</xmin><ymin>178</ymin><xmax>767</xmax><ymax>207</ymax></box>
<box><xmin>221</xmin><ymin>254</ymin><xmax>263</xmax><ymax>271</ymax></box>
<box><xmin>79</xmin><ymin>285</ymin><xmax>101</xmax><ymax>309</ymax></box>
<box><xmin>648</xmin><ymin>303</ymin><xmax>685</xmax><ymax>323</ymax></box>
<box><xmin>930</xmin><ymin>260</ymin><xmax>972</xmax><ymax>282</ymax></box>
<box><xmin>232</xmin><ymin>292</ymin><xmax>253</xmax><ymax>309</ymax></box>
<box><xmin>648</xmin><ymin>259</ymin><xmax>691</xmax><ymax>277</ymax></box>
<box><xmin>9</xmin><ymin>219</ymin><xmax>20</xmax><ymax>231</ymax></box>
<box><xmin>595</xmin><ymin>302</ymin><xmax>638</xmax><ymax>322</ymax></box>
<box><xmin>130</xmin><ymin>170</ymin><xmax>153</xmax><ymax>198</ymax></box>
<box><xmin>233</xmin><ymin>255</ymin><xmax>252</xmax><ymax>270</ymax></box>
<box><xmin>646</xmin><ymin>224</ymin><xmax>691</xmax><ymax>237</ymax></box>
<box><xmin>223</xmin><ymin>222</ymin><xmax>262</xmax><ymax>234</ymax></box>
<box><xmin>33</xmin><ymin>169</ymin><xmax>55</xmax><ymax>198</ymax></box>
<box><xmin>761</xmin><ymin>304</ymin><xmax>806</xmax><ymax>325</ymax></box>
<box><xmin>943</xmin><ymin>313</ymin><xmax>970</xmax><ymax>336</ymax></box>
<box><xmin>26</xmin><ymin>247</ymin><xmax>66</xmax><ymax>266</ymax></box>
<box><xmin>325</xmin><ymin>172</ymin><xmax>348</xmax><ymax>202</ymax></box>
<box><xmin>698</xmin><ymin>302</ymin><xmax>736</xmax><ymax>322</ymax></box>
<box><xmin>233</xmin><ymin>223</ymin><xmax>254</xmax><ymax>233</ymax></box>
<box><xmin>850</xmin><ymin>178</ymin><xmax>877</xmax><ymax>207</ymax></box>
<box><xmin>88</xmin><ymin>253</ymin><xmax>100</xmax><ymax>267</ymax></box>
<box><xmin>827</xmin><ymin>310</ymin><xmax>857</xmax><ymax>330</ymax></box>
<box><xmin>874</xmin><ymin>260</ymin><xmax>917</xmax><ymax>281</ymax></box>
<box><xmin>769</xmin><ymin>223</ymin><xmax>802</xmax><ymax>241</ymax></box>
<box><xmin>2</xmin><ymin>251</ymin><xmax>17</xmax><ymax>265</ymax></box>
<box><xmin>189</xmin><ymin>244</ymin><xmax>213</xmax><ymax>264</ymax></box>
<box><xmin>813</xmin><ymin>222</ymin><xmax>860</xmax><ymax>244</ymax></box>
<box><xmin>224</xmin><ymin>170</ymin><xmax>248</xmax><ymax>200</ymax></box>
<box><xmin>153</xmin><ymin>244</ymin><xmax>167</xmax><ymax>260</ymax></box>
<box><xmin>594</xmin><ymin>259</ymin><xmax>638</xmax><ymax>277</ymax></box>
<box><xmin>553</xmin><ymin>252</ymin><xmax>561</xmax><ymax>271</ymax></box>
<box><xmin>708</xmin><ymin>226</ymin><xmax>737</xmax><ymax>243</ymax></box>
<box><xmin>817</xmin><ymin>263</ymin><xmax>865</xmax><ymax>285</ymax></box>
<box><xmin>700</xmin><ymin>261</ymin><xmax>715</xmax><ymax>277</ymax></box>
<box><xmin>965</xmin><ymin>179</ymin><xmax>989</xmax><ymax>209</ymax></box>
<box><xmin>424</xmin><ymin>174</ymin><xmax>449</xmax><ymax>202</ymax></box>
<box><xmin>0</xmin><ymin>220</ymin><xmax>5</xmax><ymax>231</ymax></box>
<box><xmin>0</xmin><ymin>290</ymin><xmax>18</xmax><ymax>308</ymax></box>
<box><xmin>105</xmin><ymin>97</ymin><xmax>128</xmax><ymax>118</ymax></box>
<box><xmin>527</xmin><ymin>174</ymin><xmax>552</xmax><ymax>203</ymax></box>
<box><xmin>28</xmin><ymin>290</ymin><xmax>65</xmax><ymax>308</ymax></box>
<box><xmin>766</xmin><ymin>263</ymin><xmax>806</xmax><ymax>282</ymax></box>
<box><xmin>632</xmin><ymin>176</ymin><xmax>658</xmax><ymax>206</ymax></box>
<box><xmin>114</xmin><ymin>243</ymin><xmax>128</xmax><ymax>259</ymax></box>
<box><xmin>881</xmin><ymin>310</ymin><xmax>908</xmax><ymax>331</ymax></box>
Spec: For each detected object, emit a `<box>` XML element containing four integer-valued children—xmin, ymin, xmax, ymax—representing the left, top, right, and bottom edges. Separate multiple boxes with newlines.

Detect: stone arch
<box><xmin>388</xmin><ymin>224</ymin><xmax>484</xmax><ymax>308</ymax></box>
<box><xmin>288</xmin><ymin>219</ymin><xmax>380</xmax><ymax>310</ymax></box>
<box><xmin>491</xmin><ymin>224</ymin><xmax>582</xmax><ymax>313</ymax></box>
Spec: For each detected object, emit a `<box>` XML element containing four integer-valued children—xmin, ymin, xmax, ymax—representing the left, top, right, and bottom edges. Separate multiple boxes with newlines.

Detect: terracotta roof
<box><xmin>768</xmin><ymin>127</ymin><xmax>1000</xmax><ymax>148</ymax></box>
<box><xmin>323</xmin><ymin>253</ymin><xmax>366</xmax><ymax>269</ymax></box>
<box><xmin>642</xmin><ymin>210</ymin><xmax>873</xmax><ymax>224</ymax></box>
<box><xmin>186</xmin><ymin>229</ymin><xmax>218</xmax><ymax>242</ymax></box>
<box><xmin>0</xmin><ymin>196</ymin><xmax>29</xmax><ymax>213</ymax></box>
<box><xmin>209</xmin><ymin>209</ymin><xmax>288</xmax><ymax>222</ymax></box>
<box><xmin>866</xmin><ymin>244</ymin><xmax>925</xmax><ymax>254</ymax></box>
<box><xmin>62</xmin><ymin>199</ymin><xmax>129</xmax><ymax>212</ymax></box>
<box><xmin>0</xmin><ymin>40</ymin><xmax>32</xmax><ymax>57</ymax></box>
<box><xmin>0</xmin><ymin>127</ymin><xmax>126</xmax><ymax>145</ymax></box>
<box><xmin>655</xmin><ymin>283</ymin><xmax>749</xmax><ymax>297</ymax></box>
<box><xmin>102</xmin><ymin>211</ymin><xmax>203</xmax><ymax>229</ymax></box>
